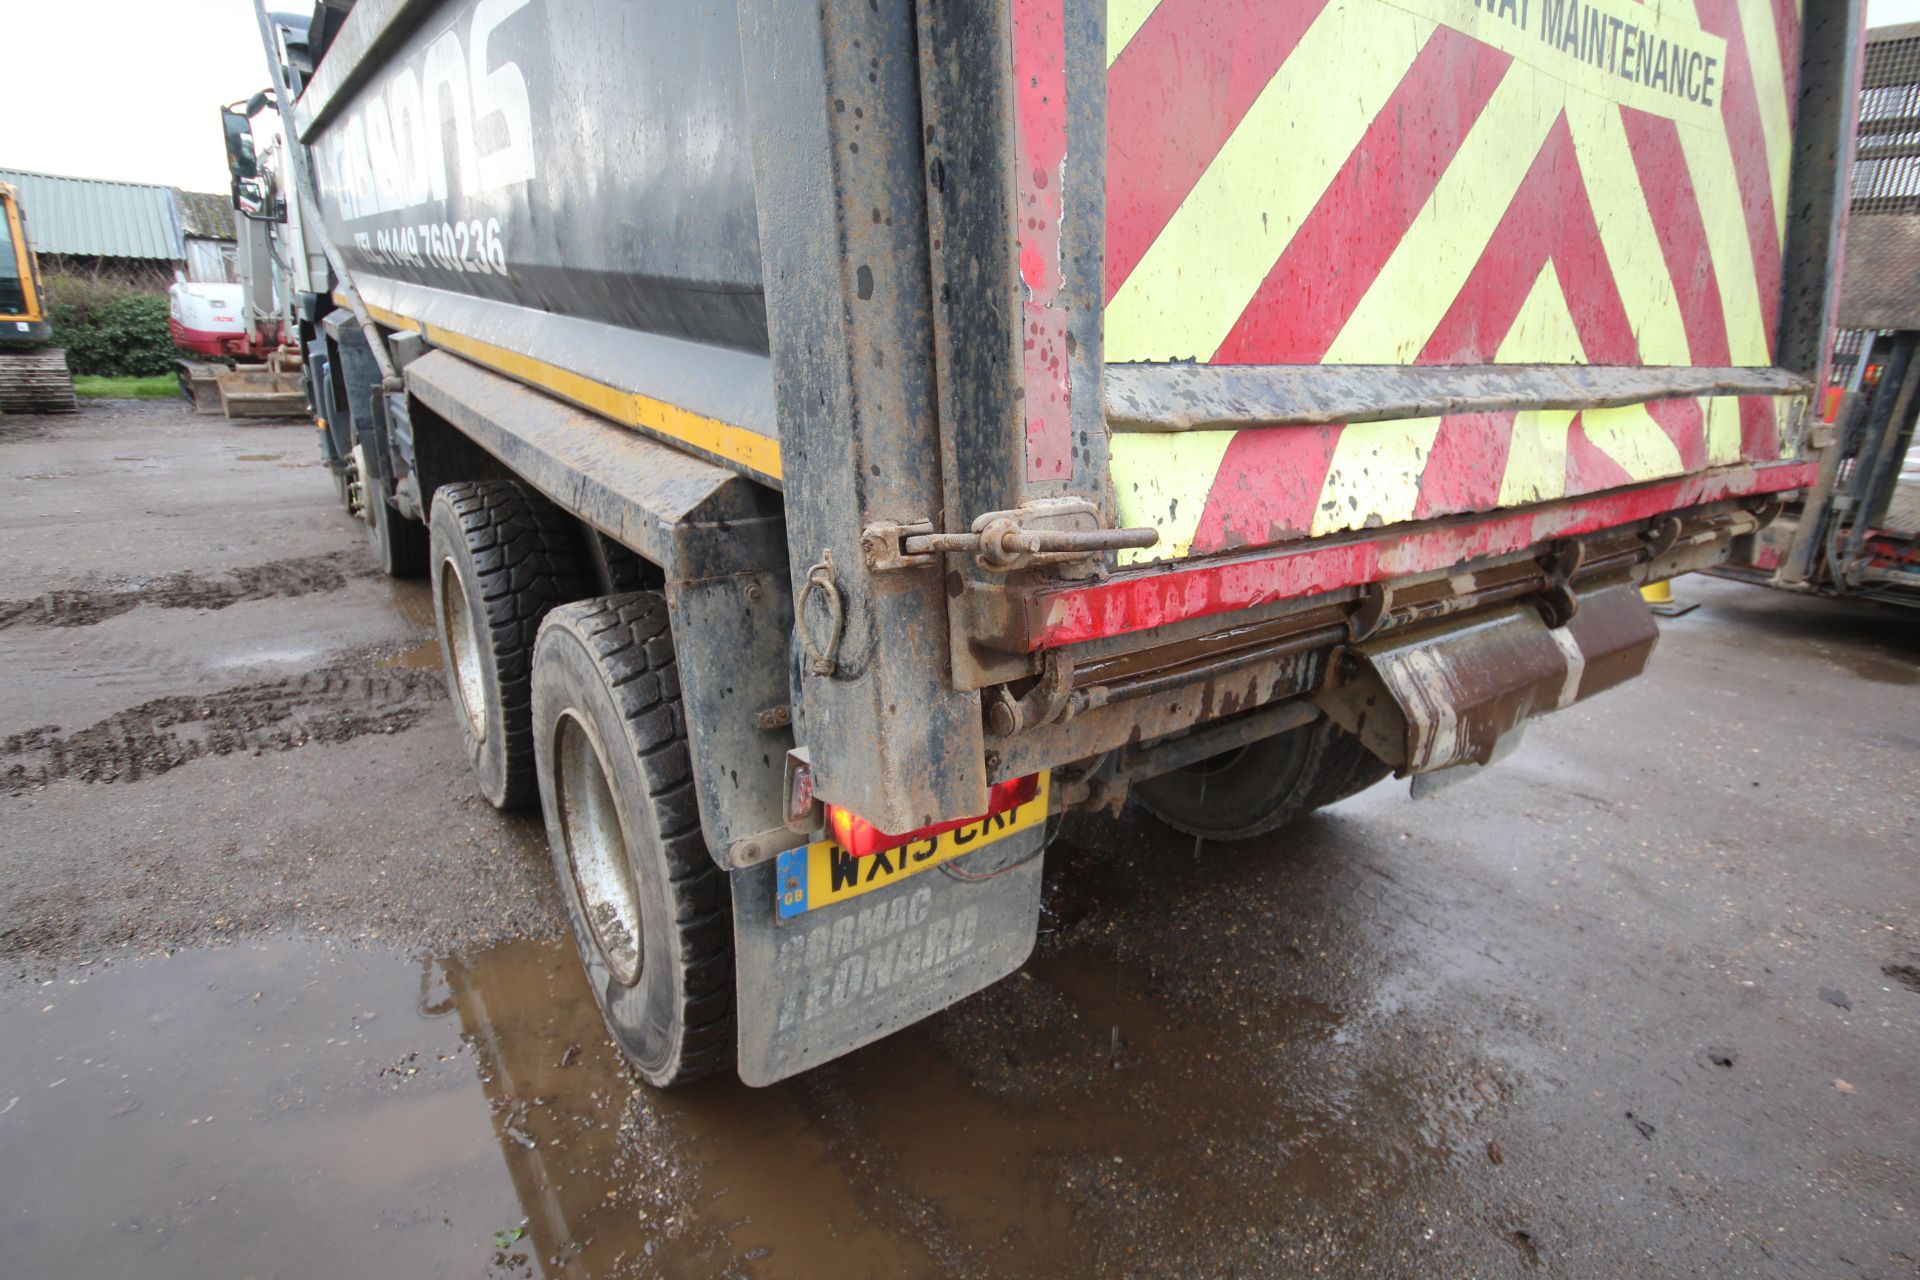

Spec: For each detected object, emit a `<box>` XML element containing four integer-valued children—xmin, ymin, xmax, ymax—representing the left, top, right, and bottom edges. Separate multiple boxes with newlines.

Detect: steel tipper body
<box><xmin>269</xmin><ymin>0</ymin><xmax>1862</xmax><ymax>1084</ymax></box>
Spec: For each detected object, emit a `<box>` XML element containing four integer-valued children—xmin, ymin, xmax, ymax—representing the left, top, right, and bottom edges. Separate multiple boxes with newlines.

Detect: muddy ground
<box><xmin>1</xmin><ymin>400</ymin><xmax>1916</xmax><ymax>1279</ymax></box>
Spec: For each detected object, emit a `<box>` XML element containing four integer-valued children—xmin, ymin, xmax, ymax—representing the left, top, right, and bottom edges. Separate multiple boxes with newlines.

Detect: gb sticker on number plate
<box><xmin>774</xmin><ymin>773</ymin><xmax>1050</xmax><ymax>919</ymax></box>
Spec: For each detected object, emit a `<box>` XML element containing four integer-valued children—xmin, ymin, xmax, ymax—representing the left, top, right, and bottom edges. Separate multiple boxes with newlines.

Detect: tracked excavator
<box><xmin>171</xmin><ymin>93</ymin><xmax>306</xmax><ymax>419</ymax></box>
<box><xmin>0</xmin><ymin>182</ymin><xmax>78</xmax><ymax>414</ymax></box>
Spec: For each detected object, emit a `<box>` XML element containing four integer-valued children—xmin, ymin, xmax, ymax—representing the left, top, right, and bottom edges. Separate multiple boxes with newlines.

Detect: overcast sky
<box><xmin>1871</xmin><ymin>0</ymin><xmax>1920</xmax><ymax>27</ymax></box>
<box><xmin>5</xmin><ymin>0</ymin><xmax>276</xmax><ymax>192</ymax></box>
<box><xmin>5</xmin><ymin>0</ymin><xmax>1920</xmax><ymax>193</ymax></box>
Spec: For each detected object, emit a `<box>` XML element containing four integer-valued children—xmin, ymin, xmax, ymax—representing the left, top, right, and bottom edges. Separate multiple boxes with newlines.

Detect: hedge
<box><xmin>43</xmin><ymin>277</ymin><xmax>178</xmax><ymax>378</ymax></box>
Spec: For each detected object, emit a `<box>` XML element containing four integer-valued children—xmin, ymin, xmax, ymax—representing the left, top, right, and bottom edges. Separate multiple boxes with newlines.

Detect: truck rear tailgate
<box><xmin>1103</xmin><ymin>0</ymin><xmax>1810</xmax><ymax>557</ymax></box>
<box><xmin>975</xmin><ymin>0</ymin><xmax>1846</xmax><ymax>656</ymax></box>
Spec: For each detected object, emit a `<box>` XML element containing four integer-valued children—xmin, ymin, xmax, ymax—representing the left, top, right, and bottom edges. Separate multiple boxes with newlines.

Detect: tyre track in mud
<box><xmin>0</xmin><ymin>417</ymin><xmax>55</xmax><ymax>444</ymax></box>
<box><xmin>0</xmin><ymin>656</ymin><xmax>446</xmax><ymax>795</ymax></box>
<box><xmin>0</xmin><ymin>552</ymin><xmax>369</xmax><ymax>631</ymax></box>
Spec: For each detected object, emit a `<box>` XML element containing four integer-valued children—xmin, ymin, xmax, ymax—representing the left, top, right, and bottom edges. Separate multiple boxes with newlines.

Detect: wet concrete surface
<box><xmin>2</xmin><ymin>401</ymin><xmax>1917</xmax><ymax>1278</ymax></box>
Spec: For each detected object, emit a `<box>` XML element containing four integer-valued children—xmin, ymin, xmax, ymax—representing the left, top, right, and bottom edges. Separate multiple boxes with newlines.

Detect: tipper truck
<box><xmin>242</xmin><ymin>0</ymin><xmax>1862</xmax><ymax>1086</ymax></box>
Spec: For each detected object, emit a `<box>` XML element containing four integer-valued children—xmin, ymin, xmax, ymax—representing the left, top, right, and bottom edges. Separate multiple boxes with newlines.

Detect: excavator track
<box><xmin>0</xmin><ymin>348</ymin><xmax>80</xmax><ymax>414</ymax></box>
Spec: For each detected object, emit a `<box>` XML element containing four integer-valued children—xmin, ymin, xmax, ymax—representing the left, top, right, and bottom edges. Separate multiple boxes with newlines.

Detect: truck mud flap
<box><xmin>729</xmin><ymin>829</ymin><xmax>1045</xmax><ymax>1086</ymax></box>
<box><xmin>1316</xmin><ymin>584</ymin><xmax>1659</xmax><ymax>777</ymax></box>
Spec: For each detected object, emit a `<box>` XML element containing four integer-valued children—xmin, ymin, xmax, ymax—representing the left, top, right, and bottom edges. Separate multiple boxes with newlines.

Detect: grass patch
<box><xmin>72</xmin><ymin>375</ymin><xmax>180</xmax><ymax>400</ymax></box>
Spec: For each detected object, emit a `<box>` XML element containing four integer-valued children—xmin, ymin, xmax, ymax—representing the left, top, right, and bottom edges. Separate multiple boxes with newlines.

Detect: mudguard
<box><xmin>729</xmin><ymin>826</ymin><xmax>1045</xmax><ymax>1086</ymax></box>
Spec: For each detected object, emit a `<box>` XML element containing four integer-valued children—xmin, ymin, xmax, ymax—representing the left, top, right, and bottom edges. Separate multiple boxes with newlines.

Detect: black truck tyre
<box><xmin>429</xmin><ymin>481</ymin><xmax>588</xmax><ymax>810</ymax></box>
<box><xmin>531</xmin><ymin>594</ymin><xmax>734</xmax><ymax>1087</ymax></box>
<box><xmin>1132</xmin><ymin>716</ymin><xmax>1391</xmax><ymax>842</ymax></box>
<box><xmin>357</xmin><ymin>446</ymin><xmax>428</xmax><ymax>577</ymax></box>
<box><xmin>368</xmin><ymin>478</ymin><xmax>429</xmax><ymax>577</ymax></box>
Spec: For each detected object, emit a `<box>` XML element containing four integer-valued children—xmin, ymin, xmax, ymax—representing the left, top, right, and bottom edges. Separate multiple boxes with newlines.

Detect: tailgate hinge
<box><xmin>862</xmin><ymin>498</ymin><xmax>1158</xmax><ymax>575</ymax></box>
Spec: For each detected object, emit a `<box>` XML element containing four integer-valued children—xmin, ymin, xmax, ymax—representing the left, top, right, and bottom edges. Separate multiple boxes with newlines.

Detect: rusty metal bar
<box><xmin>1104</xmin><ymin>363</ymin><xmax>1812</xmax><ymax>433</ymax></box>
<box><xmin>1065</xmin><ymin>623</ymin><xmax>1349</xmax><ymax>718</ymax></box>
<box><xmin>1779</xmin><ymin>0</ymin><xmax>1865</xmax><ymax>375</ymax></box>
<box><xmin>739</xmin><ymin>0</ymin><xmax>988</xmax><ymax>832</ymax></box>
<box><xmin>1780</xmin><ymin>391</ymin><xmax>1858</xmax><ymax>584</ymax></box>
<box><xmin>1030</xmin><ymin>501</ymin><xmax>1767</xmax><ymax>723</ymax></box>
<box><xmin>1109</xmin><ymin>700</ymin><xmax>1324</xmax><ymax>787</ymax></box>
<box><xmin>903</xmin><ymin>526</ymin><xmax>1159</xmax><ymax>557</ymax></box>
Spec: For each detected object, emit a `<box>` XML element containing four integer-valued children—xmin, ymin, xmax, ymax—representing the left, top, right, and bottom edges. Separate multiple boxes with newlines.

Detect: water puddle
<box><xmin>0</xmin><ymin>938</ymin><xmax>941</xmax><ymax>1277</ymax></box>
<box><xmin>374</xmin><ymin>581</ymin><xmax>442</xmax><ymax>672</ymax></box>
<box><xmin>0</xmin><ymin>924</ymin><xmax>1484</xmax><ymax>1277</ymax></box>
<box><xmin>384</xmin><ymin>580</ymin><xmax>437</xmax><ymax>632</ymax></box>
<box><xmin>1825</xmin><ymin>645</ymin><xmax>1920</xmax><ymax>686</ymax></box>
<box><xmin>378</xmin><ymin>639</ymin><xmax>444</xmax><ymax>671</ymax></box>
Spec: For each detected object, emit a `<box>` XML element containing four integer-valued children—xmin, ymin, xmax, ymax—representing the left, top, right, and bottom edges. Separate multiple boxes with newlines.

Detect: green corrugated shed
<box><xmin>0</xmin><ymin>168</ymin><xmax>185</xmax><ymax>261</ymax></box>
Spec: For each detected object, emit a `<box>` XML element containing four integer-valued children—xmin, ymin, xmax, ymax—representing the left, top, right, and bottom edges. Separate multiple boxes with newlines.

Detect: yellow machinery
<box><xmin>0</xmin><ymin>183</ymin><xmax>78</xmax><ymax>414</ymax></box>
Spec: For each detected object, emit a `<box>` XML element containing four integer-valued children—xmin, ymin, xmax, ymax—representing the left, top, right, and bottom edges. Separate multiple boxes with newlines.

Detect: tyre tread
<box><xmin>435</xmin><ymin>481</ymin><xmax>588</xmax><ymax>809</ymax></box>
<box><xmin>538</xmin><ymin>592</ymin><xmax>733</xmax><ymax>1086</ymax></box>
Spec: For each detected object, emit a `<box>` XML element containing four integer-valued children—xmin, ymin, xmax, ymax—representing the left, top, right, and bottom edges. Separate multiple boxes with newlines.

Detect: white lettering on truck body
<box><xmin>317</xmin><ymin>0</ymin><xmax>535</xmax><ymax>223</ymax></box>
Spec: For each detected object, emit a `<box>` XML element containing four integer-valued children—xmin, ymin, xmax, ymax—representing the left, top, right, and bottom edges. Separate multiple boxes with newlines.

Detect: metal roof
<box><xmin>173</xmin><ymin>189</ymin><xmax>237</xmax><ymax>242</ymax></box>
<box><xmin>0</xmin><ymin>168</ymin><xmax>185</xmax><ymax>261</ymax></box>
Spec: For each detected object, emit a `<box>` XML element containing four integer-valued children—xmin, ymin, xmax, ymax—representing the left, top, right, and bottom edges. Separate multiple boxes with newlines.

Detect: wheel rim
<box><xmin>555</xmin><ymin>712</ymin><xmax>643</xmax><ymax>986</ymax></box>
<box><xmin>440</xmin><ymin>559</ymin><xmax>488</xmax><ymax>743</ymax></box>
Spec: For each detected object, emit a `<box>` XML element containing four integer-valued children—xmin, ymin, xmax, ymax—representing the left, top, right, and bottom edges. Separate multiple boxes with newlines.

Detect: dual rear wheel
<box><xmin>428</xmin><ymin>482</ymin><xmax>732</xmax><ymax>1086</ymax></box>
<box><xmin>425</xmin><ymin>484</ymin><xmax>1386</xmax><ymax>1087</ymax></box>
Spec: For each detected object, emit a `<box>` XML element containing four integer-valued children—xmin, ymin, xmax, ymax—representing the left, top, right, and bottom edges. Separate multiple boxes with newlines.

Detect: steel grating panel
<box><xmin>1839</xmin><ymin>26</ymin><xmax>1920</xmax><ymax>327</ymax></box>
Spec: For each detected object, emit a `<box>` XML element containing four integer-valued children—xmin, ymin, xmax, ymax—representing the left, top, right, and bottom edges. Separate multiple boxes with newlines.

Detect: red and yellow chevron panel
<box><xmin>1029</xmin><ymin>456</ymin><xmax>1818</xmax><ymax>649</ymax></box>
<box><xmin>1095</xmin><ymin>0</ymin><xmax>1807</xmax><ymax>563</ymax></box>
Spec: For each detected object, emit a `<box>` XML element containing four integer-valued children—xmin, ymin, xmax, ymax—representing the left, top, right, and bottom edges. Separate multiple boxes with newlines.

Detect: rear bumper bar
<box><xmin>1003</xmin><ymin>460</ymin><xmax>1818</xmax><ymax>652</ymax></box>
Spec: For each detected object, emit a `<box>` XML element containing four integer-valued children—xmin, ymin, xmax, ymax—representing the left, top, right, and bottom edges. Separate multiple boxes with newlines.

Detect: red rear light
<box><xmin>826</xmin><ymin>773</ymin><xmax>1041</xmax><ymax>859</ymax></box>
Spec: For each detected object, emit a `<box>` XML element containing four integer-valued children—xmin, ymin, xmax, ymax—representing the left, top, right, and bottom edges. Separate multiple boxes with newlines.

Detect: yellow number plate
<box><xmin>775</xmin><ymin>773</ymin><xmax>1050</xmax><ymax>919</ymax></box>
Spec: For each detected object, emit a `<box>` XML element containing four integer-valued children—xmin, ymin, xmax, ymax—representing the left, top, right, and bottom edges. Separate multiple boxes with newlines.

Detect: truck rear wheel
<box><xmin>429</xmin><ymin>481</ymin><xmax>587</xmax><ymax>809</ymax></box>
<box><xmin>368</xmin><ymin>477</ymin><xmax>428</xmax><ymax>577</ymax></box>
<box><xmin>1132</xmin><ymin>716</ymin><xmax>1390</xmax><ymax>841</ymax></box>
<box><xmin>532</xmin><ymin>594</ymin><xmax>733</xmax><ymax>1087</ymax></box>
<box><xmin>350</xmin><ymin>442</ymin><xmax>427</xmax><ymax>577</ymax></box>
